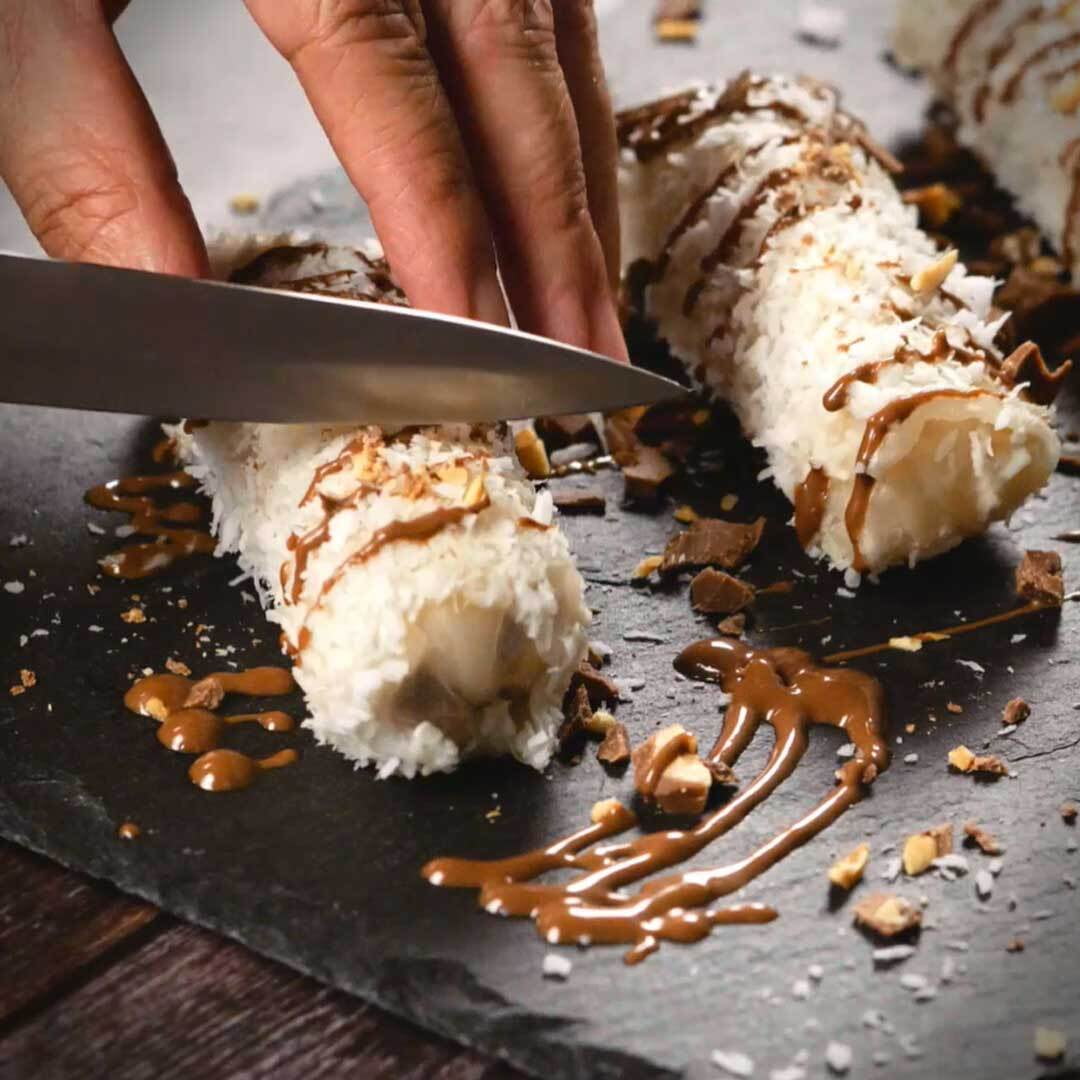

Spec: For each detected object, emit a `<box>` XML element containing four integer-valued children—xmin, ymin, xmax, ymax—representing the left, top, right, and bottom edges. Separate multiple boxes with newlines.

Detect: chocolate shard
<box><xmin>689</xmin><ymin>567</ymin><xmax>756</xmax><ymax>614</ymax></box>
<box><xmin>557</xmin><ymin>685</ymin><xmax>593</xmax><ymax>757</ymax></box>
<box><xmin>535</xmin><ymin>414</ymin><xmax>600</xmax><ymax>452</ymax></box>
<box><xmin>715</xmin><ymin>613</ymin><xmax>747</xmax><ymax>636</ymax></box>
<box><xmin>603</xmin><ymin>407</ymin><xmax>649</xmax><ymax>458</ymax></box>
<box><xmin>998</xmin><ymin>342</ymin><xmax>1072</xmax><ymax>406</ymax></box>
<box><xmin>183</xmin><ymin>676</ymin><xmax>224</xmax><ymax>711</ymax></box>
<box><xmin>622</xmin><ymin>446</ymin><xmax>676</xmax><ymax>502</ymax></box>
<box><xmin>661</xmin><ymin>517</ymin><xmax>765</xmax><ymax>575</ymax></box>
<box><xmin>597</xmin><ymin>723</ymin><xmax>632</xmax><ymax>767</ymax></box>
<box><xmin>569</xmin><ymin>662</ymin><xmax>620</xmax><ymax>710</ymax></box>
<box><xmin>553</xmin><ymin>491</ymin><xmax>606</xmax><ymax>515</ymax></box>
<box><xmin>1015</xmin><ymin>549</ymin><xmax>1064</xmax><ymax>606</ymax></box>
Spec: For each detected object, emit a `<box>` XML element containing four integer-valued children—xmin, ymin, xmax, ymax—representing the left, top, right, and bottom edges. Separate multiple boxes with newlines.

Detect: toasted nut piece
<box><xmin>597</xmin><ymin>723</ymin><xmax>632</xmax><ymax>767</ymax></box>
<box><xmin>1061</xmin><ymin>801</ymin><xmax>1079</xmax><ymax>823</ymax></box>
<box><xmin>1051</xmin><ymin>74</ymin><xmax>1080</xmax><ymax>115</ymax></box>
<box><xmin>829</xmin><ymin>842</ymin><xmax>870</xmax><ymax>890</ymax></box>
<box><xmin>911</xmin><ymin>248</ymin><xmax>957</xmax><ymax>294</ymax></box>
<box><xmin>946</xmin><ymin>702</ymin><xmax>963</xmax><ymax>714</ymax></box>
<box><xmin>462</xmin><ymin>475</ymin><xmax>489</xmax><ymax>511</ymax></box>
<box><xmin>902</xmin><ymin>182</ymin><xmax>962</xmax><ymax>228</ymax></box>
<box><xmin>513</xmin><ymin>428</ymin><xmax>551</xmax><ymax>480</ymax></box>
<box><xmin>720</xmin><ymin>493</ymin><xmax>738</xmax><ymax>511</ymax></box>
<box><xmin>903</xmin><ymin>824</ymin><xmax>952</xmax><ymax>876</ymax></box>
<box><xmin>229</xmin><ymin>193</ymin><xmax>260</xmax><ymax>215</ymax></box>
<box><xmin>1016</xmin><ymin>549</ymin><xmax>1064</xmax><ymax>606</ymax></box>
<box><xmin>1001</xmin><ymin>698</ymin><xmax>1030</xmax><ymax>726</ymax></box>
<box><xmin>632</xmin><ymin>555</ymin><xmax>664</xmax><ymax>580</ymax></box>
<box><xmin>963</xmin><ymin>821</ymin><xmax>1003</xmax><ymax>855</ymax></box>
<box><xmin>165</xmin><ymin>658</ymin><xmax>192</xmax><ymax>677</ymax></box>
<box><xmin>655</xmin><ymin>17</ymin><xmax>699</xmax><ymax>41</ymax></box>
<box><xmin>1034</xmin><ymin>1027</ymin><xmax>1067</xmax><ymax>1062</ymax></box>
<box><xmin>120</xmin><ymin>607</ymin><xmax>146</xmax><ymax>624</ymax></box>
<box><xmin>144</xmin><ymin>696</ymin><xmax>169</xmax><ymax>722</ymax></box>
<box><xmin>853</xmin><ymin>893</ymin><xmax>922</xmax><ymax>937</ymax></box>
<box><xmin>948</xmin><ymin>745</ymin><xmax>976</xmax><ymax>771</ymax></box>
<box><xmin>673</xmin><ymin>504</ymin><xmax>699</xmax><ymax>524</ymax></box>
<box><xmin>184</xmin><ymin>676</ymin><xmax>225</xmax><ymax>710</ymax></box>
<box><xmin>1006</xmin><ymin>937</ymin><xmax>1025</xmax><ymax>953</ymax></box>
<box><xmin>889</xmin><ymin>636</ymin><xmax>923</xmax><ymax>652</ymax></box>
<box><xmin>19</xmin><ymin>669</ymin><xmax>35</xmax><ymax>688</ymax></box>
<box><xmin>435</xmin><ymin>464</ymin><xmax>469</xmax><ymax>488</ymax></box>
<box><xmin>584</xmin><ymin>708</ymin><xmax>617</xmax><ymax>736</ymax></box>
<box><xmin>632</xmin><ymin>723</ymin><xmax>711</xmax><ymax>816</ymax></box>
<box><xmin>590</xmin><ymin>797</ymin><xmax>623</xmax><ymax>824</ymax></box>
<box><xmin>948</xmin><ymin>745</ymin><xmax>1008</xmax><ymax>776</ymax></box>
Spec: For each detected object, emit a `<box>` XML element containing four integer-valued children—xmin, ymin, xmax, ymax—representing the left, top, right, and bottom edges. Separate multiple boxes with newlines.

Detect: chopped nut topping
<box><xmin>558</xmin><ymin>684</ymin><xmax>594</xmax><ymax>757</ymax></box>
<box><xmin>673</xmin><ymin>504</ymin><xmax>699</xmax><ymax>524</ymax></box>
<box><xmin>690</xmin><ymin>567</ymin><xmax>756</xmax><ymax>615</ymax></box>
<box><xmin>622</xmin><ymin>446</ymin><xmax>676</xmax><ymax>501</ymax></box>
<box><xmin>1001</xmin><ymin>698</ymin><xmax>1030</xmax><ymax>727</ymax></box>
<box><xmin>655</xmin><ymin>16</ymin><xmax>699</xmax><ymax>41</ymax></box>
<box><xmin>946</xmin><ymin>702</ymin><xmax>963</xmax><ymax>715</ymax></box>
<box><xmin>165</xmin><ymin>658</ymin><xmax>192</xmax><ymax>677</ymax></box>
<box><xmin>853</xmin><ymin>893</ymin><xmax>922</xmax><ymax>938</ymax></box>
<box><xmin>513</xmin><ymin>428</ymin><xmax>551</xmax><ymax>480</ymax></box>
<box><xmin>903</xmin><ymin>824</ymin><xmax>953</xmax><ymax>877</ymax></box>
<box><xmin>184</xmin><ymin>676</ymin><xmax>225</xmax><ymax>710</ymax></box>
<box><xmin>829</xmin><ymin>842</ymin><xmax>870</xmax><ymax>890</ymax></box>
<box><xmin>632</xmin><ymin>723</ymin><xmax>712</xmax><ymax>816</ymax></box>
<box><xmin>462</xmin><ymin>474</ymin><xmax>489</xmax><ymax>512</ymax></box>
<box><xmin>889</xmin><ymin>636</ymin><xmax>923</xmax><ymax>652</ymax></box>
<box><xmin>1006</xmin><ymin>938</ymin><xmax>1026</xmax><ymax>953</ymax></box>
<box><xmin>590</xmin><ymin>797</ymin><xmax>623</xmax><ymax>824</ymax></box>
<box><xmin>632</xmin><ymin>555</ymin><xmax>664</xmax><ymax>581</ymax></box>
<box><xmin>435</xmin><ymin>464</ymin><xmax>469</xmax><ymax>488</ymax></box>
<box><xmin>963</xmin><ymin>821</ymin><xmax>1003</xmax><ymax>856</ymax></box>
<box><xmin>948</xmin><ymin>745</ymin><xmax>1008</xmax><ymax>776</ymax></box>
<box><xmin>19</xmin><ymin>669</ymin><xmax>36</xmax><ymax>688</ymax></box>
<box><xmin>1016</xmin><ymin>549</ymin><xmax>1064</xmax><ymax>606</ymax></box>
<box><xmin>902</xmin><ymin>183</ymin><xmax>962</xmax><ymax>228</ymax></box>
<box><xmin>584</xmin><ymin>708</ymin><xmax>617</xmax><ymax>737</ymax></box>
<box><xmin>1034</xmin><ymin>1026</ymin><xmax>1067</xmax><ymax>1062</ymax></box>
<box><xmin>120</xmin><ymin>607</ymin><xmax>146</xmax><ymax>624</ymax></box>
<box><xmin>569</xmin><ymin>662</ymin><xmax>620</xmax><ymax>710</ymax></box>
<box><xmin>661</xmin><ymin>517</ymin><xmax>765</xmax><ymax>575</ymax></box>
<box><xmin>228</xmin><ymin>193</ymin><xmax>260</xmax><ymax>215</ymax></box>
<box><xmin>552</xmin><ymin>491</ymin><xmax>605</xmax><ymax>515</ymax></box>
<box><xmin>1050</xmin><ymin>73</ymin><xmax>1080</xmax><ymax>115</ymax></box>
<box><xmin>910</xmin><ymin>248</ymin><xmax>957</xmax><ymax>294</ymax></box>
<box><xmin>1060</xmin><ymin>802</ymin><xmax>1078</xmax><ymax>823</ymax></box>
<box><xmin>597</xmin><ymin>723</ymin><xmax>632</xmax><ymax>767</ymax></box>
<box><xmin>9</xmin><ymin>685</ymin><xmax>25</xmax><ymax>697</ymax></box>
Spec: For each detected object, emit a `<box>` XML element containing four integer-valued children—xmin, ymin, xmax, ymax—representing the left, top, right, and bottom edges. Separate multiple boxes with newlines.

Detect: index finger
<box><xmin>245</xmin><ymin>0</ymin><xmax>508</xmax><ymax>326</ymax></box>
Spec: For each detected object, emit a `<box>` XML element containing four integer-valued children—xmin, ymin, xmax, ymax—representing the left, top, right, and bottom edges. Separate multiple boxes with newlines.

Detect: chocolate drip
<box><xmin>793</xmin><ymin>467</ymin><xmax>829</xmax><ymax>548</ymax></box>
<box><xmin>971</xmin><ymin>5</ymin><xmax>1051</xmax><ymax>121</ymax></box>
<box><xmin>943</xmin><ymin>0</ymin><xmax>1003</xmax><ymax>78</ymax></box>
<box><xmin>188</xmin><ymin>748</ymin><xmax>298</xmax><ymax>792</ymax></box>
<box><xmin>843</xmin><ymin>389</ymin><xmax>993</xmax><ymax>571</ymax></box>
<box><xmin>85</xmin><ymin>472</ymin><xmax>214</xmax><ymax>580</ymax></box>
<box><xmin>1002</xmin><ymin>31</ymin><xmax>1080</xmax><ymax>104</ymax></box>
<box><xmin>424</xmin><ymin>640</ymin><xmax>888</xmax><ymax>963</ymax></box>
<box><xmin>998</xmin><ymin>341</ymin><xmax>1072</xmax><ymax>404</ymax></box>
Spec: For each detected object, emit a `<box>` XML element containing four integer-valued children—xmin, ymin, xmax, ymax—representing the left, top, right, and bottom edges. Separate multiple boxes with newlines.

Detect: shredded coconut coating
<box><xmin>619</xmin><ymin>73</ymin><xmax>1060</xmax><ymax>574</ymax></box>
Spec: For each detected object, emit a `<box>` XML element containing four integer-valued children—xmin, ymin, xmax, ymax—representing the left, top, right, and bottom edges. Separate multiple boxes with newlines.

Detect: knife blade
<box><xmin>0</xmin><ymin>252</ymin><xmax>685</xmax><ymax>425</ymax></box>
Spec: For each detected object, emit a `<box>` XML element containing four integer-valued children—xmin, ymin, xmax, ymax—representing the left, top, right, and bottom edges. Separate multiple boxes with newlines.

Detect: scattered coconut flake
<box><xmin>872</xmin><ymin>944</ymin><xmax>916</xmax><ymax>965</ymax></box>
<box><xmin>86</xmin><ymin>522</ymin><xmax>106</xmax><ymax>536</ymax></box>
<box><xmin>87</xmin><ymin>624</ymin><xmax>103</xmax><ymax>633</ymax></box>
<box><xmin>932</xmin><ymin>853</ymin><xmax>970</xmax><ymax>880</ymax></box>
<box><xmin>710</xmin><ymin>1049</ymin><xmax>755</xmax><ymax>1077</ymax></box>
<box><xmin>899</xmin><ymin>973</ymin><xmax>928</xmax><ymax>992</ymax></box>
<box><xmin>796</xmin><ymin>0</ymin><xmax>847</xmax><ymax>46</ymax></box>
<box><xmin>824</xmin><ymin>1041</ymin><xmax>852</xmax><ymax>1075</ymax></box>
<box><xmin>3</xmin><ymin>580</ymin><xmax>25</xmax><ymax>594</ymax></box>
<box><xmin>836</xmin><ymin>587</ymin><xmax>856</xmax><ymax>599</ymax></box>
<box><xmin>835</xmin><ymin>743</ymin><xmax>855</xmax><ymax>760</ymax></box>
<box><xmin>114</xmin><ymin>524</ymin><xmax>136</xmax><ymax>538</ymax></box>
<box><xmin>862</xmin><ymin>1009</ymin><xmax>887</xmax><ymax>1029</ymax></box>
<box><xmin>541</xmin><ymin>953</ymin><xmax>572</xmax><ymax>980</ymax></box>
<box><xmin>903</xmin><ymin>753</ymin><xmax>919</xmax><ymax>765</ymax></box>
<box><xmin>872</xmin><ymin>1050</ymin><xmax>891</xmax><ymax>1068</ymax></box>
<box><xmin>889</xmin><ymin>636</ymin><xmax>923</xmax><ymax>653</ymax></box>
<box><xmin>880</xmin><ymin>857</ymin><xmax>903</xmax><ymax>883</ymax></box>
<box><xmin>550</xmin><ymin>442</ymin><xmax>599</xmax><ymax>467</ymax></box>
<box><xmin>1010</xmin><ymin>634</ymin><xmax>1027</xmax><ymax>645</ymax></box>
<box><xmin>623</xmin><ymin>630</ymin><xmax>666</xmax><ymax>644</ymax></box>
<box><xmin>974</xmin><ymin>870</ymin><xmax>994</xmax><ymax>899</ymax></box>
<box><xmin>791</xmin><ymin>978</ymin><xmax>811</xmax><ymax>1000</ymax></box>
<box><xmin>941</xmin><ymin>956</ymin><xmax>957</xmax><ymax>983</ymax></box>
<box><xmin>1034</xmin><ymin>1027</ymin><xmax>1066</xmax><ymax>1062</ymax></box>
<box><xmin>9</xmin><ymin>534</ymin><xmax>28</xmax><ymax>547</ymax></box>
<box><xmin>769</xmin><ymin>1068</ymin><xmax>806</xmax><ymax>1080</ymax></box>
<box><xmin>955</xmin><ymin>659</ymin><xmax>985</xmax><ymax>676</ymax></box>
<box><xmin>913</xmin><ymin>985</ymin><xmax>938</xmax><ymax>1003</ymax></box>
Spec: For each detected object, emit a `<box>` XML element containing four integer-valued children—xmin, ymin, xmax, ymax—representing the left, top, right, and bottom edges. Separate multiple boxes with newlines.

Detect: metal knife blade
<box><xmin>0</xmin><ymin>253</ymin><xmax>685</xmax><ymax>425</ymax></box>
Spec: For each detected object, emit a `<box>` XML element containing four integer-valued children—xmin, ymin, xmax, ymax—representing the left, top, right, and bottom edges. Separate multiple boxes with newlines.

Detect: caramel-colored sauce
<box><xmin>943</xmin><ymin>0</ymin><xmax>1002</xmax><ymax>76</ymax></box>
<box><xmin>158</xmin><ymin>708</ymin><xmax>224</xmax><ymax>753</ymax></box>
<box><xmin>125</xmin><ymin>667</ymin><xmax>295</xmax><ymax>718</ymax></box>
<box><xmin>85</xmin><ymin>471</ymin><xmax>214</xmax><ymax>580</ymax></box>
<box><xmin>844</xmin><ymin>388</ymin><xmax>992</xmax><ymax>571</ymax></box>
<box><xmin>150</xmin><ymin>438</ymin><xmax>176</xmax><ymax>465</ymax></box>
<box><xmin>424</xmin><ymin>639</ymin><xmax>888</xmax><ymax>963</ymax></box>
<box><xmin>639</xmin><ymin>730</ymin><xmax>696</xmax><ymax>797</ymax></box>
<box><xmin>793</xmin><ymin>466</ymin><xmax>829</xmax><ymax>548</ymax></box>
<box><xmin>1001</xmin><ymin>30</ymin><xmax>1080</xmax><ymax>103</ymax></box>
<box><xmin>188</xmin><ymin>748</ymin><xmax>298</xmax><ymax>792</ymax></box>
<box><xmin>124</xmin><ymin>673</ymin><xmax>192</xmax><ymax>716</ymax></box>
<box><xmin>117</xmin><ymin>822</ymin><xmax>141</xmax><ymax>840</ymax></box>
<box><xmin>823</xmin><ymin>601</ymin><xmax>1049</xmax><ymax>663</ymax></box>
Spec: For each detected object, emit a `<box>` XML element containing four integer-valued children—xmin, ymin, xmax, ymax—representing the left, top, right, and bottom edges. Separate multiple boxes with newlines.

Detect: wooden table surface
<box><xmin>0</xmin><ymin>839</ymin><xmax>520</xmax><ymax>1078</ymax></box>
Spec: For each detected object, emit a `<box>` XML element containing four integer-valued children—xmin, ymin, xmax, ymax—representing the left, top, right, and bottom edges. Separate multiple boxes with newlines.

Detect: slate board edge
<box><xmin>0</xmin><ymin>797</ymin><xmax>676</xmax><ymax>1080</ymax></box>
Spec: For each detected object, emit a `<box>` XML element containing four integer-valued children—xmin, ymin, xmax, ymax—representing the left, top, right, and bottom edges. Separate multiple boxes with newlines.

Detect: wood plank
<box><xmin>1</xmin><ymin>918</ymin><xmax>520</xmax><ymax>1079</ymax></box>
<box><xmin>0</xmin><ymin>841</ymin><xmax>160</xmax><ymax>1024</ymax></box>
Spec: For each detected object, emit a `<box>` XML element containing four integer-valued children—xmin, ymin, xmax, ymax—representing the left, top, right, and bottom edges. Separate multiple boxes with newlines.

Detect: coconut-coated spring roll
<box><xmin>618</xmin><ymin>72</ymin><xmax>1062</xmax><ymax>577</ymax></box>
<box><xmin>175</xmin><ymin>240</ymin><xmax>589</xmax><ymax>777</ymax></box>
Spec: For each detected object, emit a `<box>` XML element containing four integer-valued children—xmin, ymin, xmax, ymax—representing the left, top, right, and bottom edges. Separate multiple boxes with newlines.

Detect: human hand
<box><xmin>0</xmin><ymin>1</ymin><xmax>626</xmax><ymax>359</ymax></box>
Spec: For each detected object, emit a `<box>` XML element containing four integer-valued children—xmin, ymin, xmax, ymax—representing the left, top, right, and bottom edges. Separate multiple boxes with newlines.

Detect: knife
<box><xmin>0</xmin><ymin>252</ymin><xmax>685</xmax><ymax>425</ymax></box>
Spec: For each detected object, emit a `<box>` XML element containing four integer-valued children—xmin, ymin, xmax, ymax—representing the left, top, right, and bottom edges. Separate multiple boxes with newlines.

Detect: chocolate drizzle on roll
<box><xmin>424</xmin><ymin>640</ymin><xmax>888</xmax><ymax>964</ymax></box>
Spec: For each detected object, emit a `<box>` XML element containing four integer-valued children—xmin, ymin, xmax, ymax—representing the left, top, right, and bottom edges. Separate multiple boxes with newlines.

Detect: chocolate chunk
<box><xmin>1001</xmin><ymin>697</ymin><xmax>1030</xmax><ymax>727</ymax></box>
<box><xmin>1015</xmin><ymin>549</ymin><xmax>1064</xmax><ymax>606</ymax></box>
<box><xmin>690</xmin><ymin>568</ymin><xmax>756</xmax><ymax>614</ymax></box>
<box><xmin>535</xmin><ymin>414</ymin><xmax>599</xmax><ymax>452</ymax></box>
<box><xmin>998</xmin><ymin>342</ymin><xmax>1072</xmax><ymax>405</ymax></box>
<box><xmin>597</xmin><ymin>723</ymin><xmax>632</xmax><ymax>767</ymax></box>
<box><xmin>661</xmin><ymin>517</ymin><xmax>765</xmax><ymax>575</ymax></box>
<box><xmin>852</xmin><ymin>893</ymin><xmax>922</xmax><ymax>939</ymax></box>
<box><xmin>553</xmin><ymin>491</ymin><xmax>606</xmax><ymax>515</ymax></box>
<box><xmin>603</xmin><ymin>407</ymin><xmax>648</xmax><ymax>458</ymax></box>
<box><xmin>557</xmin><ymin>685</ymin><xmax>593</xmax><ymax>757</ymax></box>
<box><xmin>963</xmin><ymin>821</ymin><xmax>1003</xmax><ymax>856</ymax></box>
<box><xmin>622</xmin><ymin>446</ymin><xmax>676</xmax><ymax>501</ymax></box>
<box><xmin>183</xmin><ymin>676</ymin><xmax>224</xmax><ymax>710</ymax></box>
<box><xmin>631</xmin><ymin>724</ymin><xmax>712</xmax><ymax>816</ymax></box>
<box><xmin>715</xmin><ymin>614</ymin><xmax>747</xmax><ymax>636</ymax></box>
<box><xmin>569</xmin><ymin>662</ymin><xmax>620</xmax><ymax>710</ymax></box>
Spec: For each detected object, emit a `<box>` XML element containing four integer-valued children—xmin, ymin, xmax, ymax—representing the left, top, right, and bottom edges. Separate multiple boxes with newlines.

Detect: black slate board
<box><xmin>3</xmin><ymin>5</ymin><xmax>1080</xmax><ymax>1077</ymax></box>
